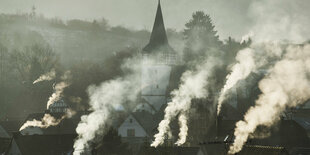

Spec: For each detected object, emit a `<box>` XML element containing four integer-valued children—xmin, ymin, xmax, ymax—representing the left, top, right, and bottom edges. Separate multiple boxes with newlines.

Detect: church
<box><xmin>134</xmin><ymin>0</ymin><xmax>178</xmax><ymax>114</ymax></box>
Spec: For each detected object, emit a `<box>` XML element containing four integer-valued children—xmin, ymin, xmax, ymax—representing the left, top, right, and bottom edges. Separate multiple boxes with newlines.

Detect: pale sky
<box><xmin>1</xmin><ymin>0</ymin><xmax>310</xmax><ymax>41</ymax></box>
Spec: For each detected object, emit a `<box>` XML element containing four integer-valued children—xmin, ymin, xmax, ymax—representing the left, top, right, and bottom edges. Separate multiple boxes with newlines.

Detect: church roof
<box><xmin>143</xmin><ymin>0</ymin><xmax>175</xmax><ymax>54</ymax></box>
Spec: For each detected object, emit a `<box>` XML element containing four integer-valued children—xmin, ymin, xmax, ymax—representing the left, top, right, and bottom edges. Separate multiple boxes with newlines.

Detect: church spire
<box><xmin>143</xmin><ymin>0</ymin><xmax>171</xmax><ymax>53</ymax></box>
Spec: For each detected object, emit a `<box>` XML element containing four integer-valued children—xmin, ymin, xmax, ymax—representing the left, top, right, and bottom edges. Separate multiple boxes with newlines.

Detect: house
<box><xmin>118</xmin><ymin>111</ymin><xmax>158</xmax><ymax>140</ymax></box>
<box><xmin>6</xmin><ymin>132</ymin><xmax>76</xmax><ymax>155</ymax></box>
<box><xmin>48</xmin><ymin>99</ymin><xmax>69</xmax><ymax>113</ymax></box>
<box><xmin>118</xmin><ymin>111</ymin><xmax>160</xmax><ymax>154</ymax></box>
<box><xmin>19</xmin><ymin>111</ymin><xmax>88</xmax><ymax>135</ymax></box>
<box><xmin>138</xmin><ymin>0</ymin><xmax>178</xmax><ymax>114</ymax></box>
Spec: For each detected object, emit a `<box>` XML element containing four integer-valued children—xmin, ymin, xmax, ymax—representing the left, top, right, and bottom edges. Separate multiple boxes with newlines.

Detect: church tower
<box><xmin>136</xmin><ymin>0</ymin><xmax>177</xmax><ymax>114</ymax></box>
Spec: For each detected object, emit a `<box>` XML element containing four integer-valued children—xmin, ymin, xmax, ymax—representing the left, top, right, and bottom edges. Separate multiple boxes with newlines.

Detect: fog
<box><xmin>1</xmin><ymin>0</ymin><xmax>309</xmax><ymax>40</ymax></box>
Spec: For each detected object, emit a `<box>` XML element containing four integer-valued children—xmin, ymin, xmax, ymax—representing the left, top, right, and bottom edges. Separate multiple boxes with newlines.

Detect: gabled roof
<box><xmin>143</xmin><ymin>0</ymin><xmax>175</xmax><ymax>54</ymax></box>
<box><xmin>131</xmin><ymin>111</ymin><xmax>159</xmax><ymax>136</ymax></box>
<box><xmin>20</xmin><ymin>111</ymin><xmax>88</xmax><ymax>135</ymax></box>
<box><xmin>9</xmin><ymin>133</ymin><xmax>76</xmax><ymax>155</ymax></box>
<box><xmin>0</xmin><ymin>137</ymin><xmax>11</xmax><ymax>153</ymax></box>
<box><xmin>238</xmin><ymin>145</ymin><xmax>289</xmax><ymax>155</ymax></box>
<box><xmin>0</xmin><ymin>120</ymin><xmax>24</xmax><ymax>137</ymax></box>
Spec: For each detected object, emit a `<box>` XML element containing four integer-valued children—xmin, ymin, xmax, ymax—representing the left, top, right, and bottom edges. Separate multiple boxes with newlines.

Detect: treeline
<box><xmin>0</xmin><ymin>11</ymin><xmax>251</xmax><ymax>120</ymax></box>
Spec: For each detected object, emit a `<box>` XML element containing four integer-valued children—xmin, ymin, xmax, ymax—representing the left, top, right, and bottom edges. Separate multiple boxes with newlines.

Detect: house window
<box><xmin>127</xmin><ymin>129</ymin><xmax>135</xmax><ymax>137</ymax></box>
<box><xmin>156</xmin><ymin>85</ymin><xmax>159</xmax><ymax>89</ymax></box>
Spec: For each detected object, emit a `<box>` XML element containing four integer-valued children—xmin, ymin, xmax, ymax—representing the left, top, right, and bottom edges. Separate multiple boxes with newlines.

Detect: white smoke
<box><xmin>33</xmin><ymin>69</ymin><xmax>56</xmax><ymax>84</ymax></box>
<box><xmin>19</xmin><ymin>71</ymin><xmax>72</xmax><ymax>131</ymax></box>
<box><xmin>217</xmin><ymin>42</ymin><xmax>286</xmax><ymax>115</ymax></box>
<box><xmin>73</xmin><ymin>59</ymin><xmax>140</xmax><ymax>155</ymax></box>
<box><xmin>46</xmin><ymin>81</ymin><xmax>69</xmax><ymax>109</ymax></box>
<box><xmin>248</xmin><ymin>0</ymin><xmax>310</xmax><ymax>43</ymax></box>
<box><xmin>151</xmin><ymin>57</ymin><xmax>221</xmax><ymax>147</ymax></box>
<box><xmin>217</xmin><ymin>48</ymin><xmax>256</xmax><ymax>115</ymax></box>
<box><xmin>229</xmin><ymin>44</ymin><xmax>310</xmax><ymax>154</ymax></box>
<box><xmin>240</xmin><ymin>31</ymin><xmax>254</xmax><ymax>44</ymax></box>
<box><xmin>19</xmin><ymin>109</ymin><xmax>75</xmax><ymax>131</ymax></box>
<box><xmin>46</xmin><ymin>71</ymin><xmax>71</xmax><ymax>109</ymax></box>
<box><xmin>175</xmin><ymin>112</ymin><xmax>188</xmax><ymax>146</ymax></box>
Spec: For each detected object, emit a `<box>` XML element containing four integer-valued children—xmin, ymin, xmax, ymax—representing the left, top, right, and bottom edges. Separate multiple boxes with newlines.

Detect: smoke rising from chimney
<box><xmin>19</xmin><ymin>71</ymin><xmax>73</xmax><ymax>131</ymax></box>
<box><xmin>229</xmin><ymin>44</ymin><xmax>310</xmax><ymax>154</ymax></box>
<box><xmin>217</xmin><ymin>48</ymin><xmax>256</xmax><ymax>115</ymax></box>
<box><xmin>19</xmin><ymin>109</ymin><xmax>75</xmax><ymax>131</ymax></box>
<box><xmin>33</xmin><ymin>69</ymin><xmax>56</xmax><ymax>84</ymax></box>
<box><xmin>151</xmin><ymin>57</ymin><xmax>222</xmax><ymax>147</ymax></box>
<box><xmin>73</xmin><ymin>58</ymin><xmax>141</xmax><ymax>155</ymax></box>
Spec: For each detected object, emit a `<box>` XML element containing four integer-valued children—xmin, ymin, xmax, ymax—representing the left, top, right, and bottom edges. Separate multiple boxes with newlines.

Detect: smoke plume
<box><xmin>19</xmin><ymin>71</ymin><xmax>72</xmax><ymax>131</ymax></box>
<box><xmin>217</xmin><ymin>48</ymin><xmax>256</xmax><ymax>115</ymax></box>
<box><xmin>229</xmin><ymin>44</ymin><xmax>310</xmax><ymax>154</ymax></box>
<box><xmin>73</xmin><ymin>59</ymin><xmax>140</xmax><ymax>155</ymax></box>
<box><xmin>46</xmin><ymin>82</ymin><xmax>69</xmax><ymax>109</ymax></box>
<box><xmin>19</xmin><ymin>109</ymin><xmax>75</xmax><ymax>131</ymax></box>
<box><xmin>33</xmin><ymin>69</ymin><xmax>56</xmax><ymax>84</ymax></box>
<box><xmin>151</xmin><ymin>57</ymin><xmax>221</xmax><ymax>147</ymax></box>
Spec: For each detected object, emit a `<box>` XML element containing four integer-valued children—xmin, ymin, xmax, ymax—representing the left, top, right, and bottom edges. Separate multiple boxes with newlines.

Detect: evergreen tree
<box><xmin>183</xmin><ymin>11</ymin><xmax>222</xmax><ymax>63</ymax></box>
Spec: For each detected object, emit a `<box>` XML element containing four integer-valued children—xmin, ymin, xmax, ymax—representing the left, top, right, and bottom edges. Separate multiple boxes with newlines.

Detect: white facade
<box><xmin>139</xmin><ymin>55</ymin><xmax>172</xmax><ymax>113</ymax></box>
<box><xmin>118</xmin><ymin>115</ymin><xmax>148</xmax><ymax>138</ymax></box>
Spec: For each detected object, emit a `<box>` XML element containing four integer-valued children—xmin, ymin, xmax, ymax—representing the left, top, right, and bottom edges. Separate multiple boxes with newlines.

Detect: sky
<box><xmin>0</xmin><ymin>0</ymin><xmax>310</xmax><ymax>41</ymax></box>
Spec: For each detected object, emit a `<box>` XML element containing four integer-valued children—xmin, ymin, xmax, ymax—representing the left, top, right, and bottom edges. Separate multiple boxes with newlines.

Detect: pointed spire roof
<box><xmin>143</xmin><ymin>0</ymin><xmax>174</xmax><ymax>54</ymax></box>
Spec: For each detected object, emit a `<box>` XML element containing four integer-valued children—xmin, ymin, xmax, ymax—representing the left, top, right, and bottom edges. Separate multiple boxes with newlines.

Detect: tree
<box><xmin>183</xmin><ymin>11</ymin><xmax>223</xmax><ymax>63</ymax></box>
<box><xmin>223</xmin><ymin>37</ymin><xmax>252</xmax><ymax>68</ymax></box>
<box><xmin>10</xmin><ymin>44</ymin><xmax>59</xmax><ymax>83</ymax></box>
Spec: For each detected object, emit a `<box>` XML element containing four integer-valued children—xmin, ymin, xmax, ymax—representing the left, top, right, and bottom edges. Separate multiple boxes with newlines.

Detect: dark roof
<box><xmin>0</xmin><ymin>120</ymin><xmax>24</xmax><ymax>137</ymax></box>
<box><xmin>293</xmin><ymin>117</ymin><xmax>310</xmax><ymax>131</ymax></box>
<box><xmin>10</xmin><ymin>133</ymin><xmax>76</xmax><ymax>155</ymax></box>
<box><xmin>213</xmin><ymin>120</ymin><xmax>310</xmax><ymax>151</ymax></box>
<box><xmin>131</xmin><ymin>111</ymin><xmax>159</xmax><ymax>136</ymax></box>
<box><xmin>138</xmin><ymin>146</ymin><xmax>203</xmax><ymax>155</ymax></box>
<box><xmin>143</xmin><ymin>0</ymin><xmax>175</xmax><ymax>54</ymax></box>
<box><xmin>21</xmin><ymin>111</ymin><xmax>88</xmax><ymax>135</ymax></box>
<box><xmin>237</xmin><ymin>145</ymin><xmax>289</xmax><ymax>155</ymax></box>
<box><xmin>289</xmin><ymin>147</ymin><xmax>310</xmax><ymax>155</ymax></box>
<box><xmin>0</xmin><ymin>137</ymin><xmax>11</xmax><ymax>153</ymax></box>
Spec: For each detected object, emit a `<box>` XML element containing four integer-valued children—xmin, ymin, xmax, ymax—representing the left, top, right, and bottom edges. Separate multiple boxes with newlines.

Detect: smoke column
<box><xmin>46</xmin><ymin>81</ymin><xmax>69</xmax><ymax>109</ymax></box>
<box><xmin>73</xmin><ymin>67</ymin><xmax>140</xmax><ymax>154</ymax></box>
<box><xmin>217</xmin><ymin>48</ymin><xmax>256</xmax><ymax>115</ymax></box>
<box><xmin>229</xmin><ymin>44</ymin><xmax>310</xmax><ymax>154</ymax></box>
<box><xmin>19</xmin><ymin>109</ymin><xmax>75</xmax><ymax>131</ymax></box>
<box><xmin>175</xmin><ymin>112</ymin><xmax>188</xmax><ymax>146</ymax></box>
<box><xmin>151</xmin><ymin>57</ymin><xmax>221</xmax><ymax>147</ymax></box>
<box><xmin>33</xmin><ymin>69</ymin><xmax>56</xmax><ymax>84</ymax></box>
<box><xmin>19</xmin><ymin>71</ymin><xmax>72</xmax><ymax>131</ymax></box>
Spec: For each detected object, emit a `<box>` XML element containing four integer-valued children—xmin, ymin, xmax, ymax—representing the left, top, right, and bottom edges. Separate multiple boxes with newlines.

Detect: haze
<box><xmin>1</xmin><ymin>0</ymin><xmax>309</xmax><ymax>40</ymax></box>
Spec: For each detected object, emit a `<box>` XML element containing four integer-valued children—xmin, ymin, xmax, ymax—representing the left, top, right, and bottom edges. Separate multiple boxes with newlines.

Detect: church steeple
<box><xmin>143</xmin><ymin>0</ymin><xmax>173</xmax><ymax>54</ymax></box>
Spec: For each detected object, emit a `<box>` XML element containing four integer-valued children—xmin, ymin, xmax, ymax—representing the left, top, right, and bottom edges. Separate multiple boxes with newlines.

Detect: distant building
<box><xmin>118</xmin><ymin>111</ymin><xmax>160</xmax><ymax>153</ymax></box>
<box><xmin>138</xmin><ymin>0</ymin><xmax>178</xmax><ymax>114</ymax></box>
<box><xmin>48</xmin><ymin>99</ymin><xmax>69</xmax><ymax>113</ymax></box>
